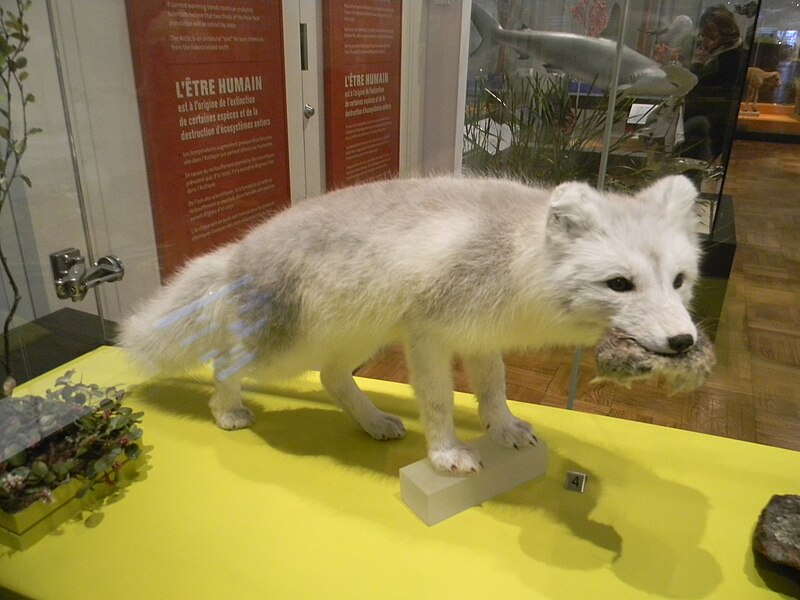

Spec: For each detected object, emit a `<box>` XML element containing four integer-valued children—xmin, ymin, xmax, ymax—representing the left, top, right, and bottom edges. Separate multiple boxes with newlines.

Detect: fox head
<box><xmin>545</xmin><ymin>175</ymin><xmax>702</xmax><ymax>354</ymax></box>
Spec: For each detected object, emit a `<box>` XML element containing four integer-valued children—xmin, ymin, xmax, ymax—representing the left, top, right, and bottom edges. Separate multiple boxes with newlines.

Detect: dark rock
<box><xmin>754</xmin><ymin>495</ymin><xmax>800</xmax><ymax>573</ymax></box>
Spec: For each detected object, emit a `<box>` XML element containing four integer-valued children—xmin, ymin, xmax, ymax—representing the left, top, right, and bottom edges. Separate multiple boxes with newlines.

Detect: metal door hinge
<box><xmin>50</xmin><ymin>248</ymin><xmax>124</xmax><ymax>302</ymax></box>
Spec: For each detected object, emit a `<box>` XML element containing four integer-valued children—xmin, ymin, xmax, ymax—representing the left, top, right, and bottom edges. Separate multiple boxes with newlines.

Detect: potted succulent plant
<box><xmin>0</xmin><ymin>370</ymin><xmax>143</xmax><ymax>549</ymax></box>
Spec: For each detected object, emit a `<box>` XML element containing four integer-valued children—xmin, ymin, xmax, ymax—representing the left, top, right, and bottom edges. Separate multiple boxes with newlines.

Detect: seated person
<box><xmin>680</xmin><ymin>6</ymin><xmax>748</xmax><ymax>163</ymax></box>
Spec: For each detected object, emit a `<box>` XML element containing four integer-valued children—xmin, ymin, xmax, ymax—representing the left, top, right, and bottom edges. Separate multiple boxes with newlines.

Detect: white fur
<box><xmin>118</xmin><ymin>175</ymin><xmax>701</xmax><ymax>475</ymax></box>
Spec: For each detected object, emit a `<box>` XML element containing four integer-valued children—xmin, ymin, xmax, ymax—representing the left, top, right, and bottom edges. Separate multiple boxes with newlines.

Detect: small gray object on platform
<box><xmin>753</xmin><ymin>494</ymin><xmax>800</xmax><ymax>573</ymax></box>
<box><xmin>565</xmin><ymin>471</ymin><xmax>588</xmax><ymax>493</ymax></box>
<box><xmin>399</xmin><ymin>435</ymin><xmax>548</xmax><ymax>526</ymax></box>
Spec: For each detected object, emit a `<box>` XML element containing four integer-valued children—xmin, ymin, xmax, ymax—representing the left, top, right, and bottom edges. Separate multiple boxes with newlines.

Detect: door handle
<box><xmin>303</xmin><ymin>104</ymin><xmax>316</xmax><ymax>119</ymax></box>
<box><xmin>50</xmin><ymin>248</ymin><xmax>124</xmax><ymax>302</ymax></box>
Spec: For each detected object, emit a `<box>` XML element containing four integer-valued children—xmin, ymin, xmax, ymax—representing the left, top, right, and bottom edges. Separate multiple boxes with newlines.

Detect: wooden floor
<box><xmin>357</xmin><ymin>138</ymin><xmax>800</xmax><ymax>452</ymax></box>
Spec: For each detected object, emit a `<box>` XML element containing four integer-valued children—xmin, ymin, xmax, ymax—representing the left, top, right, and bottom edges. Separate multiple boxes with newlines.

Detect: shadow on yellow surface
<box><xmin>131</xmin><ymin>373</ymin><xmax>730</xmax><ymax>599</ymax></box>
<box><xmin>748</xmin><ymin>545</ymin><xmax>800</xmax><ymax>595</ymax></box>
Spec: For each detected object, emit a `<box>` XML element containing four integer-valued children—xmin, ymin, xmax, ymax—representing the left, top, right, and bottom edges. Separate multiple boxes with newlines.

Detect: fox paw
<box><xmin>363</xmin><ymin>411</ymin><xmax>406</xmax><ymax>441</ymax></box>
<box><xmin>486</xmin><ymin>415</ymin><xmax>537</xmax><ymax>450</ymax></box>
<box><xmin>212</xmin><ymin>406</ymin><xmax>254</xmax><ymax>430</ymax></box>
<box><xmin>429</xmin><ymin>444</ymin><xmax>483</xmax><ymax>476</ymax></box>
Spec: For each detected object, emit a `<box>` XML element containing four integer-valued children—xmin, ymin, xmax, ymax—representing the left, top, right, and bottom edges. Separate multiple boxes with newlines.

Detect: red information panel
<box><xmin>323</xmin><ymin>1</ymin><xmax>402</xmax><ymax>189</ymax></box>
<box><xmin>126</xmin><ymin>1</ymin><xmax>291</xmax><ymax>281</ymax></box>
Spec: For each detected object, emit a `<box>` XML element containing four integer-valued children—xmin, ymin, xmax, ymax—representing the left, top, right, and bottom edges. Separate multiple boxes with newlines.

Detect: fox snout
<box><xmin>668</xmin><ymin>333</ymin><xmax>695</xmax><ymax>354</ymax></box>
<box><xmin>611</xmin><ymin>300</ymin><xmax>698</xmax><ymax>356</ymax></box>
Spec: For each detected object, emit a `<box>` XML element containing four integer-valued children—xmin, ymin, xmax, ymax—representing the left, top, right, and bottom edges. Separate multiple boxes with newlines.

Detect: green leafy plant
<box><xmin>0</xmin><ymin>370</ymin><xmax>142</xmax><ymax>514</ymax></box>
<box><xmin>463</xmin><ymin>72</ymin><xmax>646</xmax><ymax>187</ymax></box>
<box><xmin>0</xmin><ymin>0</ymin><xmax>41</xmax><ymax>384</ymax></box>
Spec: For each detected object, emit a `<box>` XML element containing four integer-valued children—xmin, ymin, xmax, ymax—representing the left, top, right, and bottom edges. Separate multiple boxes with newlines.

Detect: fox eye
<box><xmin>606</xmin><ymin>277</ymin><xmax>634</xmax><ymax>292</ymax></box>
<box><xmin>673</xmin><ymin>273</ymin><xmax>685</xmax><ymax>289</ymax></box>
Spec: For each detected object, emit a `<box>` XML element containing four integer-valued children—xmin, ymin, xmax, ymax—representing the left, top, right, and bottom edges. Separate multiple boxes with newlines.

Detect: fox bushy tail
<box><xmin>117</xmin><ymin>247</ymin><xmax>237</xmax><ymax>375</ymax></box>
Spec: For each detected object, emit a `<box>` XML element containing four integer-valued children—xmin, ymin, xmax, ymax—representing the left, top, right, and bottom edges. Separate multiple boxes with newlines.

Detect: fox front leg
<box><xmin>463</xmin><ymin>352</ymin><xmax>538</xmax><ymax>449</ymax></box>
<box><xmin>405</xmin><ymin>334</ymin><xmax>483</xmax><ymax>475</ymax></box>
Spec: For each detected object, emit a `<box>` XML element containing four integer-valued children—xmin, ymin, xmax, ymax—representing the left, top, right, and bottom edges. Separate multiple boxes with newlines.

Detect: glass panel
<box><xmin>464</xmin><ymin>1</ymin><xmax>756</xmax><ymax>201</ymax></box>
<box><xmin>2</xmin><ymin>1</ymin><xmax>303</xmax><ymax>389</ymax></box>
<box><xmin>3</xmin><ymin>0</ymin><xmax>785</xmax><ymax>418</ymax></box>
<box><xmin>738</xmin><ymin>0</ymin><xmax>800</xmax><ymax>137</ymax></box>
<box><xmin>0</xmin><ymin>0</ymin><xmax>105</xmax><ymax>386</ymax></box>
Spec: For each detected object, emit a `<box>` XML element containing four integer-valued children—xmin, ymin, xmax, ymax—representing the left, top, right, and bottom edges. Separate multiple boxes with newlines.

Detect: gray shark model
<box><xmin>472</xmin><ymin>4</ymin><xmax>697</xmax><ymax>97</ymax></box>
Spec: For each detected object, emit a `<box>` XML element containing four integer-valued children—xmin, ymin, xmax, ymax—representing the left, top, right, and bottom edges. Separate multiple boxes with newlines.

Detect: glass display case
<box><xmin>738</xmin><ymin>0</ymin><xmax>800</xmax><ymax>137</ymax></box>
<box><xmin>0</xmin><ymin>0</ymin><xmax>765</xmax><ymax>388</ymax></box>
<box><xmin>0</xmin><ymin>3</ymin><xmax>799</xmax><ymax>597</ymax></box>
<box><xmin>464</xmin><ymin>0</ymin><xmax>757</xmax><ymax>199</ymax></box>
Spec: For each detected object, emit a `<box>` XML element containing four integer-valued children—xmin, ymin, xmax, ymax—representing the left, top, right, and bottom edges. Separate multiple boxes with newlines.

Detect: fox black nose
<box><xmin>668</xmin><ymin>334</ymin><xmax>695</xmax><ymax>353</ymax></box>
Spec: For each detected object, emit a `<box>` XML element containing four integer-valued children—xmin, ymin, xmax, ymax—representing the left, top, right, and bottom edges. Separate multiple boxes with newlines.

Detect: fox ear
<box><xmin>639</xmin><ymin>175</ymin><xmax>698</xmax><ymax>232</ymax></box>
<box><xmin>547</xmin><ymin>182</ymin><xmax>603</xmax><ymax>239</ymax></box>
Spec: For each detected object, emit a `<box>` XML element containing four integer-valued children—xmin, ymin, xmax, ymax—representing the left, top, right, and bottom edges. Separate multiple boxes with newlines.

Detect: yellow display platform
<box><xmin>1</xmin><ymin>347</ymin><xmax>798</xmax><ymax>599</ymax></box>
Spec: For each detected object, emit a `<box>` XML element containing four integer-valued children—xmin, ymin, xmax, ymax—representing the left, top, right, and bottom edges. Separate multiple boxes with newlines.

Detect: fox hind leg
<box><xmin>320</xmin><ymin>364</ymin><xmax>406</xmax><ymax>441</ymax></box>
<box><xmin>210</xmin><ymin>359</ymin><xmax>254</xmax><ymax>430</ymax></box>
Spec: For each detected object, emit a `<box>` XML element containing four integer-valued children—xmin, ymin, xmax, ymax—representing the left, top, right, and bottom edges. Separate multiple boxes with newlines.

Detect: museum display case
<box><xmin>0</xmin><ymin>2</ymin><xmax>798</xmax><ymax>598</ymax></box>
<box><xmin>738</xmin><ymin>0</ymin><xmax>800</xmax><ymax>137</ymax></box>
<box><xmin>464</xmin><ymin>0</ymin><xmax>758</xmax><ymax>194</ymax></box>
<box><xmin>464</xmin><ymin>0</ymin><xmax>768</xmax><ymax>192</ymax></box>
<box><xmin>0</xmin><ymin>0</ymin><xmax>773</xmax><ymax>383</ymax></box>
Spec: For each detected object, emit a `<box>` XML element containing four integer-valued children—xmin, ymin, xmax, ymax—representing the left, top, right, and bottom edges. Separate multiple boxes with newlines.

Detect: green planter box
<box><xmin>0</xmin><ymin>450</ymin><xmax>144</xmax><ymax>551</ymax></box>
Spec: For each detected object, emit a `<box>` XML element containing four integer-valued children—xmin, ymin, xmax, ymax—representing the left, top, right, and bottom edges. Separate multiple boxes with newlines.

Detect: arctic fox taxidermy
<box><xmin>119</xmin><ymin>175</ymin><xmax>702</xmax><ymax>475</ymax></box>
